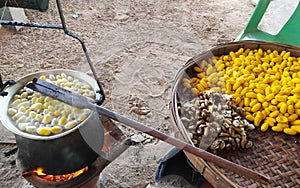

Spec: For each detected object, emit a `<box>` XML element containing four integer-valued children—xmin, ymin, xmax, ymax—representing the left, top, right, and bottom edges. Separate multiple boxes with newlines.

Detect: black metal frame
<box><xmin>0</xmin><ymin>0</ymin><xmax>105</xmax><ymax>105</ymax></box>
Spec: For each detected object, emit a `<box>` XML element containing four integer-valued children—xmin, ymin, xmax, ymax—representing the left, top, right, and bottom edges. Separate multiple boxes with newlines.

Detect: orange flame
<box><xmin>25</xmin><ymin>166</ymin><xmax>89</xmax><ymax>182</ymax></box>
<box><xmin>33</xmin><ymin>168</ymin><xmax>46</xmax><ymax>176</ymax></box>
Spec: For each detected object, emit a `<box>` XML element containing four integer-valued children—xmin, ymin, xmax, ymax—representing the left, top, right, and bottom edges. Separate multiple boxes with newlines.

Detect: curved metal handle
<box><xmin>0</xmin><ymin>73</ymin><xmax>16</xmax><ymax>97</ymax></box>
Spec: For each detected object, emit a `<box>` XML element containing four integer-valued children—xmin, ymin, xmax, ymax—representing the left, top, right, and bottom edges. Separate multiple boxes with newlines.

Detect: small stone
<box><xmin>72</xmin><ymin>12</ymin><xmax>79</xmax><ymax>19</ymax></box>
<box><xmin>131</xmin><ymin>134</ymin><xmax>146</xmax><ymax>143</ymax></box>
<box><xmin>205</xmin><ymin>27</ymin><xmax>212</xmax><ymax>31</ymax></box>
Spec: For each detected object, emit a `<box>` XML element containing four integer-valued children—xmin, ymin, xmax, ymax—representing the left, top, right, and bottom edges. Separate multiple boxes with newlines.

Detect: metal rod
<box><xmin>0</xmin><ymin>73</ymin><xmax>3</xmax><ymax>89</ymax></box>
<box><xmin>0</xmin><ymin>0</ymin><xmax>105</xmax><ymax>104</ymax></box>
<box><xmin>55</xmin><ymin>0</ymin><xmax>105</xmax><ymax>104</ymax></box>
<box><xmin>0</xmin><ymin>20</ymin><xmax>63</xmax><ymax>29</ymax></box>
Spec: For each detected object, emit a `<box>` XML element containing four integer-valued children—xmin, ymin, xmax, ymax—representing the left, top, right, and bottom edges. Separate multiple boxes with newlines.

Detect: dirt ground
<box><xmin>0</xmin><ymin>0</ymin><xmax>255</xmax><ymax>187</ymax></box>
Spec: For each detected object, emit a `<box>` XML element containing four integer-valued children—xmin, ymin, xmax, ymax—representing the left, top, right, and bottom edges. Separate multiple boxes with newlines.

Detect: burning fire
<box><xmin>23</xmin><ymin>166</ymin><xmax>88</xmax><ymax>182</ymax></box>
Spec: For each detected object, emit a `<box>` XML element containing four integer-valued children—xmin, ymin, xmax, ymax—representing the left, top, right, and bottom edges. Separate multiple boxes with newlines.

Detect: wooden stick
<box><xmin>95</xmin><ymin>105</ymin><xmax>270</xmax><ymax>185</ymax></box>
<box><xmin>28</xmin><ymin>79</ymin><xmax>270</xmax><ymax>184</ymax></box>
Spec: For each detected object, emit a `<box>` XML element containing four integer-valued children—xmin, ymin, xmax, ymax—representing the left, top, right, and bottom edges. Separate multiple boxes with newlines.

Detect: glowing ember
<box><xmin>23</xmin><ymin>166</ymin><xmax>89</xmax><ymax>182</ymax></box>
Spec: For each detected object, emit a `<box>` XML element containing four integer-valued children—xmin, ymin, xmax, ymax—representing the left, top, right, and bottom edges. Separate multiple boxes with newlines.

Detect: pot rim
<box><xmin>0</xmin><ymin>69</ymin><xmax>100</xmax><ymax>140</ymax></box>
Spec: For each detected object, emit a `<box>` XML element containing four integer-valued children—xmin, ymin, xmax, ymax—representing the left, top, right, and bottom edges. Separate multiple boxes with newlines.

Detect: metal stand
<box><xmin>0</xmin><ymin>0</ymin><xmax>105</xmax><ymax>105</ymax></box>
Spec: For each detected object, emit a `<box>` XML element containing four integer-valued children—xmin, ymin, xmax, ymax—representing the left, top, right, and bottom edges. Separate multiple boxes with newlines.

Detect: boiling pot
<box><xmin>0</xmin><ymin>69</ymin><xmax>104</xmax><ymax>174</ymax></box>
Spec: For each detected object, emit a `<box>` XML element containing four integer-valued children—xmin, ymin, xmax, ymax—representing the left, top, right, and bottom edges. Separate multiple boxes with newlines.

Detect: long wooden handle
<box><xmin>95</xmin><ymin>105</ymin><xmax>269</xmax><ymax>185</ymax></box>
<box><xmin>26</xmin><ymin>78</ymin><xmax>269</xmax><ymax>184</ymax></box>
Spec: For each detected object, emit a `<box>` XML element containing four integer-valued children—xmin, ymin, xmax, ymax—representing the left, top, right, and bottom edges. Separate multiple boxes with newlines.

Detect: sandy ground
<box><xmin>0</xmin><ymin>0</ymin><xmax>255</xmax><ymax>187</ymax></box>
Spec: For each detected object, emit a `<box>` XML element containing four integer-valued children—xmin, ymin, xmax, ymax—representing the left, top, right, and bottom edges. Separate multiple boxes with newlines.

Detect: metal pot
<box><xmin>0</xmin><ymin>69</ymin><xmax>104</xmax><ymax>174</ymax></box>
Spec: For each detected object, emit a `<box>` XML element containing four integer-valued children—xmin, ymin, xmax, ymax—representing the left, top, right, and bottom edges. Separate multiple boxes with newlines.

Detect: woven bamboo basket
<box><xmin>170</xmin><ymin>40</ymin><xmax>300</xmax><ymax>187</ymax></box>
